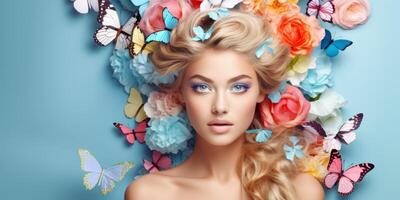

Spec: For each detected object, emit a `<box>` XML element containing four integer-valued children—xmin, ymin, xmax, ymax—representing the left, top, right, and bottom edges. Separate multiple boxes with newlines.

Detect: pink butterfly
<box><xmin>306</xmin><ymin>0</ymin><xmax>335</xmax><ymax>23</ymax></box>
<box><xmin>324</xmin><ymin>149</ymin><xmax>374</xmax><ymax>196</ymax></box>
<box><xmin>301</xmin><ymin>113</ymin><xmax>364</xmax><ymax>152</ymax></box>
<box><xmin>143</xmin><ymin>150</ymin><xmax>172</xmax><ymax>173</ymax></box>
<box><xmin>113</xmin><ymin>120</ymin><xmax>147</xmax><ymax>144</ymax></box>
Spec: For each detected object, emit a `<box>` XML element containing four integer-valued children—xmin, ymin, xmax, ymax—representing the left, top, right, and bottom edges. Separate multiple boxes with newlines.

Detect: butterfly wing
<box><xmin>94</xmin><ymin>0</ymin><xmax>121</xmax><ymax>46</ymax></box>
<box><xmin>152</xmin><ymin>151</ymin><xmax>172</xmax><ymax>170</ymax></box>
<box><xmin>143</xmin><ymin>159</ymin><xmax>159</xmax><ymax>173</ymax></box>
<box><xmin>73</xmin><ymin>0</ymin><xmax>89</xmax><ymax>14</ymax></box>
<box><xmin>337</xmin><ymin>113</ymin><xmax>363</xmax><ymax>144</ymax></box>
<box><xmin>115</xmin><ymin>16</ymin><xmax>138</xmax><ymax>49</ymax></box>
<box><xmin>306</xmin><ymin>0</ymin><xmax>320</xmax><ymax>16</ymax></box>
<box><xmin>319</xmin><ymin>1</ymin><xmax>335</xmax><ymax>22</ymax></box>
<box><xmin>323</xmin><ymin>136</ymin><xmax>342</xmax><ymax>152</ymax></box>
<box><xmin>113</xmin><ymin>122</ymin><xmax>135</xmax><ymax>144</ymax></box>
<box><xmin>320</xmin><ymin>29</ymin><xmax>332</xmax><ymax>50</ymax></box>
<box><xmin>324</xmin><ymin>149</ymin><xmax>342</xmax><ymax>188</ymax></box>
<box><xmin>131</xmin><ymin>0</ymin><xmax>149</xmax><ymax>16</ymax></box>
<box><xmin>103</xmin><ymin>161</ymin><xmax>134</xmax><ymax>181</ymax></box>
<box><xmin>130</xmin><ymin>26</ymin><xmax>146</xmax><ymax>56</ymax></box>
<box><xmin>162</xmin><ymin>8</ymin><xmax>179</xmax><ymax>30</ymax></box>
<box><xmin>146</xmin><ymin>30</ymin><xmax>171</xmax><ymax>44</ymax></box>
<box><xmin>124</xmin><ymin>88</ymin><xmax>147</xmax><ymax>122</ymax></box>
<box><xmin>100</xmin><ymin>161</ymin><xmax>133</xmax><ymax>195</ymax></box>
<box><xmin>78</xmin><ymin>149</ymin><xmax>103</xmax><ymax>190</ymax></box>
<box><xmin>134</xmin><ymin>120</ymin><xmax>148</xmax><ymax>143</ymax></box>
<box><xmin>302</xmin><ymin>121</ymin><xmax>327</xmax><ymax>137</ymax></box>
<box><xmin>338</xmin><ymin>163</ymin><xmax>374</xmax><ymax>195</ymax></box>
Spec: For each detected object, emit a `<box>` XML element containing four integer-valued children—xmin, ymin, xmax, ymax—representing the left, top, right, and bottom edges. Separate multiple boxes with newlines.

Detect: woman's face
<box><xmin>179</xmin><ymin>48</ymin><xmax>265</xmax><ymax>146</ymax></box>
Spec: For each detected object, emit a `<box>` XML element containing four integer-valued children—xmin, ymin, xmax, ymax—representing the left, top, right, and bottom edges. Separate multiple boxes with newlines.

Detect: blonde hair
<box><xmin>150</xmin><ymin>8</ymin><xmax>305</xmax><ymax>200</ymax></box>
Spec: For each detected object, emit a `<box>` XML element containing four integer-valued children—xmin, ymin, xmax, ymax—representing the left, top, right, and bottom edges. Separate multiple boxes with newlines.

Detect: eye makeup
<box><xmin>190</xmin><ymin>82</ymin><xmax>252</xmax><ymax>94</ymax></box>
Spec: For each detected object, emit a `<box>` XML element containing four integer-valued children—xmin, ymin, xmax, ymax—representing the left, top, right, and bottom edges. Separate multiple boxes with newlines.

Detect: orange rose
<box><xmin>276</xmin><ymin>12</ymin><xmax>324</xmax><ymax>56</ymax></box>
<box><xmin>259</xmin><ymin>84</ymin><xmax>310</xmax><ymax>129</ymax></box>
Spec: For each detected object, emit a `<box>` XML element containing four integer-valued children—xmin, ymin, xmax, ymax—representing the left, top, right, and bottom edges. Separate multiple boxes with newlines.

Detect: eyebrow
<box><xmin>189</xmin><ymin>74</ymin><xmax>252</xmax><ymax>83</ymax></box>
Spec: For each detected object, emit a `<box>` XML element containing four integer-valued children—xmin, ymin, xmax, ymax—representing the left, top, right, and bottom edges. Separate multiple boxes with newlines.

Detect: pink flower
<box><xmin>138</xmin><ymin>0</ymin><xmax>194</xmax><ymax>36</ymax></box>
<box><xmin>144</xmin><ymin>92</ymin><xmax>183</xmax><ymax>118</ymax></box>
<box><xmin>259</xmin><ymin>85</ymin><xmax>310</xmax><ymax>129</ymax></box>
<box><xmin>332</xmin><ymin>0</ymin><xmax>371</xmax><ymax>29</ymax></box>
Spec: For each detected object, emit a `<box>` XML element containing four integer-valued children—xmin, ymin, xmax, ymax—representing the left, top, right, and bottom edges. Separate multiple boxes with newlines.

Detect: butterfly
<box><xmin>267</xmin><ymin>81</ymin><xmax>286</xmax><ymax>103</ymax></box>
<box><xmin>284</xmin><ymin>136</ymin><xmax>305</xmax><ymax>161</ymax></box>
<box><xmin>200</xmin><ymin>0</ymin><xmax>243</xmax><ymax>11</ymax></box>
<box><xmin>78</xmin><ymin>149</ymin><xmax>133</xmax><ymax>195</ymax></box>
<box><xmin>320</xmin><ymin>29</ymin><xmax>353</xmax><ymax>57</ymax></box>
<box><xmin>113</xmin><ymin>120</ymin><xmax>148</xmax><ymax>144</ymax></box>
<box><xmin>130</xmin><ymin>0</ymin><xmax>149</xmax><ymax>17</ymax></box>
<box><xmin>143</xmin><ymin>150</ymin><xmax>172</xmax><ymax>173</ymax></box>
<box><xmin>302</xmin><ymin>113</ymin><xmax>364</xmax><ymax>153</ymax></box>
<box><xmin>129</xmin><ymin>25</ymin><xmax>158</xmax><ymax>57</ymax></box>
<box><xmin>208</xmin><ymin>7</ymin><xmax>230</xmax><ymax>20</ymax></box>
<box><xmin>145</xmin><ymin>8</ymin><xmax>179</xmax><ymax>44</ymax></box>
<box><xmin>324</xmin><ymin>149</ymin><xmax>374</xmax><ymax>196</ymax></box>
<box><xmin>124</xmin><ymin>88</ymin><xmax>147</xmax><ymax>122</ymax></box>
<box><xmin>94</xmin><ymin>0</ymin><xmax>139</xmax><ymax>49</ymax></box>
<box><xmin>306</xmin><ymin>0</ymin><xmax>335</xmax><ymax>23</ymax></box>
<box><xmin>245</xmin><ymin>128</ymin><xmax>272</xmax><ymax>143</ymax></box>
<box><xmin>255</xmin><ymin>37</ymin><xmax>273</xmax><ymax>59</ymax></box>
<box><xmin>192</xmin><ymin>26</ymin><xmax>213</xmax><ymax>42</ymax></box>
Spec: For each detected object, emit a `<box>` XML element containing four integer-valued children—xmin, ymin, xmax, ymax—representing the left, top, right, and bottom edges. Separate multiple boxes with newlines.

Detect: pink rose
<box><xmin>138</xmin><ymin>0</ymin><xmax>194</xmax><ymax>36</ymax></box>
<box><xmin>332</xmin><ymin>0</ymin><xmax>371</xmax><ymax>29</ymax></box>
<box><xmin>144</xmin><ymin>91</ymin><xmax>183</xmax><ymax>118</ymax></box>
<box><xmin>259</xmin><ymin>85</ymin><xmax>310</xmax><ymax>129</ymax></box>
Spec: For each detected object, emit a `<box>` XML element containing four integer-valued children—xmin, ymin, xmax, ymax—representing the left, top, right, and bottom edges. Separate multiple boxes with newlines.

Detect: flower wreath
<box><xmin>71</xmin><ymin>0</ymin><xmax>374</xmax><ymax>197</ymax></box>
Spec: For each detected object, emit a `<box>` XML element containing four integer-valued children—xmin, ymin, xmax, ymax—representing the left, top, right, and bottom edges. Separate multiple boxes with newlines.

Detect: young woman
<box><xmin>125</xmin><ymin>9</ymin><xmax>324</xmax><ymax>200</ymax></box>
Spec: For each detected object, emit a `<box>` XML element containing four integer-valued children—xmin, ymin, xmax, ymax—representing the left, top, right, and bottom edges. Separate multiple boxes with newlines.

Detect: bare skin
<box><xmin>125</xmin><ymin>49</ymin><xmax>324</xmax><ymax>200</ymax></box>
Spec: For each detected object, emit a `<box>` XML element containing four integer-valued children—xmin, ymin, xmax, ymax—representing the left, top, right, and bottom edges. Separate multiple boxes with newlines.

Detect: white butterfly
<box><xmin>94</xmin><ymin>0</ymin><xmax>139</xmax><ymax>49</ymax></box>
<box><xmin>200</xmin><ymin>0</ymin><xmax>243</xmax><ymax>11</ymax></box>
<box><xmin>302</xmin><ymin>113</ymin><xmax>364</xmax><ymax>152</ymax></box>
<box><xmin>71</xmin><ymin>0</ymin><xmax>99</xmax><ymax>14</ymax></box>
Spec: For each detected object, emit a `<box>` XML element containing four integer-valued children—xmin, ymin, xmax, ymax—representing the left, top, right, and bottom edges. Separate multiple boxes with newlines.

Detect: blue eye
<box><xmin>191</xmin><ymin>83</ymin><xmax>211</xmax><ymax>93</ymax></box>
<box><xmin>232</xmin><ymin>83</ymin><xmax>250</xmax><ymax>93</ymax></box>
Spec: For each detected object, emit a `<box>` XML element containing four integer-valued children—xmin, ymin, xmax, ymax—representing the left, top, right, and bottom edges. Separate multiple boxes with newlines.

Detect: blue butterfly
<box><xmin>320</xmin><ymin>29</ymin><xmax>353</xmax><ymax>57</ymax></box>
<box><xmin>268</xmin><ymin>81</ymin><xmax>286</xmax><ymax>103</ymax></box>
<box><xmin>78</xmin><ymin>149</ymin><xmax>133</xmax><ymax>195</ymax></box>
<box><xmin>145</xmin><ymin>8</ymin><xmax>179</xmax><ymax>44</ymax></box>
<box><xmin>245</xmin><ymin>128</ymin><xmax>272</xmax><ymax>143</ymax></box>
<box><xmin>130</xmin><ymin>0</ymin><xmax>149</xmax><ymax>17</ymax></box>
<box><xmin>208</xmin><ymin>8</ymin><xmax>230</xmax><ymax>20</ymax></box>
<box><xmin>255</xmin><ymin>37</ymin><xmax>274</xmax><ymax>58</ymax></box>
<box><xmin>284</xmin><ymin>136</ymin><xmax>305</xmax><ymax>161</ymax></box>
<box><xmin>192</xmin><ymin>26</ymin><xmax>213</xmax><ymax>42</ymax></box>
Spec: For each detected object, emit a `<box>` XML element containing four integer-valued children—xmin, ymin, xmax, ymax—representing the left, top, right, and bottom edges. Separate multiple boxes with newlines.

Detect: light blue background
<box><xmin>0</xmin><ymin>0</ymin><xmax>397</xmax><ymax>199</ymax></box>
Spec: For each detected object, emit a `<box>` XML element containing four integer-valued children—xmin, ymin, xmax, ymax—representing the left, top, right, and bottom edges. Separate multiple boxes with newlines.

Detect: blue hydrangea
<box><xmin>299</xmin><ymin>55</ymin><xmax>334</xmax><ymax>98</ymax></box>
<box><xmin>145</xmin><ymin>112</ymin><xmax>193</xmax><ymax>154</ymax></box>
<box><xmin>130</xmin><ymin>53</ymin><xmax>178</xmax><ymax>86</ymax></box>
<box><xmin>109</xmin><ymin>49</ymin><xmax>147</xmax><ymax>94</ymax></box>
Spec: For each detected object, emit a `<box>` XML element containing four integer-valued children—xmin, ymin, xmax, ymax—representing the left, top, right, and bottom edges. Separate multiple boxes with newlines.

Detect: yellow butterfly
<box><xmin>124</xmin><ymin>88</ymin><xmax>147</xmax><ymax>122</ymax></box>
<box><xmin>129</xmin><ymin>25</ymin><xmax>158</xmax><ymax>57</ymax></box>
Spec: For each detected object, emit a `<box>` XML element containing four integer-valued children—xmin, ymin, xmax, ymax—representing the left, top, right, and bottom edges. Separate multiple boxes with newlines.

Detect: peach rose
<box><xmin>259</xmin><ymin>85</ymin><xmax>310</xmax><ymax>129</ymax></box>
<box><xmin>138</xmin><ymin>0</ymin><xmax>194</xmax><ymax>36</ymax></box>
<box><xmin>144</xmin><ymin>91</ymin><xmax>183</xmax><ymax>118</ymax></box>
<box><xmin>276</xmin><ymin>12</ymin><xmax>324</xmax><ymax>56</ymax></box>
<box><xmin>332</xmin><ymin>0</ymin><xmax>371</xmax><ymax>29</ymax></box>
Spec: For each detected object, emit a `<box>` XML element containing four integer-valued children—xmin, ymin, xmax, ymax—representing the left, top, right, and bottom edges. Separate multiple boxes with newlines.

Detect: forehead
<box><xmin>184</xmin><ymin>49</ymin><xmax>256</xmax><ymax>81</ymax></box>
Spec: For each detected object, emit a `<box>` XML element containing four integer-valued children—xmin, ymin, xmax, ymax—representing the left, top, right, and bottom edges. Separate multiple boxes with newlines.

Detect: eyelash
<box><xmin>191</xmin><ymin>83</ymin><xmax>251</xmax><ymax>94</ymax></box>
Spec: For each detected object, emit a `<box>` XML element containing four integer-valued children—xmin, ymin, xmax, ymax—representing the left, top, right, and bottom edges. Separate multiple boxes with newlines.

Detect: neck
<box><xmin>185</xmin><ymin>134</ymin><xmax>245</xmax><ymax>182</ymax></box>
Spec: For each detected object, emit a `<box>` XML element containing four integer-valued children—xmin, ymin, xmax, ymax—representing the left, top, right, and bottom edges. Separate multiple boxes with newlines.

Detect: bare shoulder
<box><xmin>125</xmin><ymin>173</ymin><xmax>172</xmax><ymax>200</ymax></box>
<box><xmin>292</xmin><ymin>173</ymin><xmax>325</xmax><ymax>200</ymax></box>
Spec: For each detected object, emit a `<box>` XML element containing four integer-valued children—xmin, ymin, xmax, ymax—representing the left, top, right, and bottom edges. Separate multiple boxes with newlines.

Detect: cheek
<box><xmin>234</xmin><ymin>96</ymin><xmax>258</xmax><ymax>127</ymax></box>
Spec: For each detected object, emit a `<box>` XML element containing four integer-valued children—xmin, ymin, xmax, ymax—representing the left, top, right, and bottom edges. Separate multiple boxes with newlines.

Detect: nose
<box><xmin>211</xmin><ymin>91</ymin><xmax>229</xmax><ymax>115</ymax></box>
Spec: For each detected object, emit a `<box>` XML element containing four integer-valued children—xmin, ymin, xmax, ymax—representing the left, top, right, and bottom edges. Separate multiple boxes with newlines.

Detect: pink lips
<box><xmin>207</xmin><ymin>119</ymin><xmax>234</xmax><ymax>134</ymax></box>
